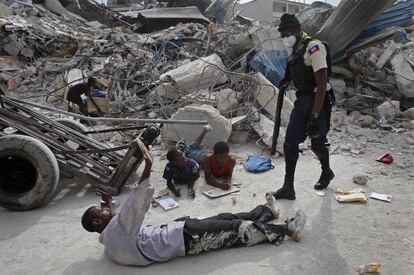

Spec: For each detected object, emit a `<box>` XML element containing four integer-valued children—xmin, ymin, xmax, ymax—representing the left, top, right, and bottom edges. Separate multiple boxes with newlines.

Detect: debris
<box><xmin>376</xmin><ymin>41</ymin><xmax>398</xmax><ymax>69</ymax></box>
<box><xmin>391</xmin><ymin>52</ymin><xmax>414</xmax><ymax>99</ymax></box>
<box><xmin>402</xmin><ymin>108</ymin><xmax>414</xmax><ymax>120</ymax></box>
<box><xmin>357</xmin><ymin>262</ymin><xmax>383</xmax><ymax>274</ymax></box>
<box><xmin>251</xmin><ymin>113</ymin><xmax>285</xmax><ymax>153</ymax></box>
<box><xmin>335</xmin><ymin>193</ymin><xmax>368</xmax><ymax>203</ymax></box>
<box><xmin>353</xmin><ymin>175</ymin><xmax>369</xmax><ymax>185</ymax></box>
<box><xmin>162</xmin><ymin>105</ymin><xmax>232</xmax><ymax>147</ymax></box>
<box><xmin>160</xmin><ymin>54</ymin><xmax>228</xmax><ymax>92</ymax></box>
<box><xmin>370</xmin><ymin>192</ymin><xmax>392</xmax><ymax>202</ymax></box>
<box><xmin>376</xmin><ymin>100</ymin><xmax>400</xmax><ymax>121</ymax></box>
<box><xmin>255</xmin><ymin>73</ymin><xmax>293</xmax><ymax>126</ymax></box>
<box><xmin>316</xmin><ymin>0</ymin><xmax>396</xmax><ymax>57</ymax></box>
<box><xmin>376</xmin><ymin>153</ymin><xmax>394</xmax><ymax>164</ymax></box>
<box><xmin>216</xmin><ymin>88</ymin><xmax>238</xmax><ymax>113</ymax></box>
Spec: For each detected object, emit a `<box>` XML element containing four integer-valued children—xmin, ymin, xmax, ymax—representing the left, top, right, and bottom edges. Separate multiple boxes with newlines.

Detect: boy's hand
<box><xmin>96</xmin><ymin>187</ymin><xmax>112</xmax><ymax>203</ymax></box>
<box><xmin>221</xmin><ymin>180</ymin><xmax>231</xmax><ymax>190</ymax></box>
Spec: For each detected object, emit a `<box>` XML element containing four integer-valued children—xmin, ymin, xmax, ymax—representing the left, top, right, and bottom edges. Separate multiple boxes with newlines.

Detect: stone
<box><xmin>391</xmin><ymin>52</ymin><xmax>414</xmax><ymax>99</ymax></box>
<box><xmin>216</xmin><ymin>89</ymin><xmax>238</xmax><ymax>113</ymax></box>
<box><xmin>402</xmin><ymin>108</ymin><xmax>414</xmax><ymax>120</ymax></box>
<box><xmin>349</xmin><ymin>111</ymin><xmax>362</xmax><ymax>123</ymax></box>
<box><xmin>330</xmin><ymin>78</ymin><xmax>347</xmax><ymax>100</ymax></box>
<box><xmin>376</xmin><ymin>41</ymin><xmax>398</xmax><ymax>69</ymax></box>
<box><xmin>160</xmin><ymin>54</ymin><xmax>228</xmax><ymax>92</ymax></box>
<box><xmin>162</xmin><ymin>105</ymin><xmax>232</xmax><ymax>148</ymax></box>
<box><xmin>251</xmin><ymin>113</ymin><xmax>286</xmax><ymax>154</ymax></box>
<box><xmin>255</xmin><ymin>73</ymin><xmax>294</xmax><ymax>127</ymax></box>
<box><xmin>0</xmin><ymin>3</ymin><xmax>12</xmax><ymax>17</ymax></box>
<box><xmin>376</xmin><ymin>100</ymin><xmax>400</xmax><ymax>121</ymax></box>
<box><xmin>353</xmin><ymin>175</ymin><xmax>368</xmax><ymax>185</ymax></box>
<box><xmin>230</xmin><ymin>130</ymin><xmax>249</xmax><ymax>144</ymax></box>
<box><xmin>359</xmin><ymin>115</ymin><xmax>375</xmax><ymax>127</ymax></box>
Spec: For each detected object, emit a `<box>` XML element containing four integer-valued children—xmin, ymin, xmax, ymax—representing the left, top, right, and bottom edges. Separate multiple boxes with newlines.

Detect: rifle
<box><xmin>271</xmin><ymin>64</ymin><xmax>290</xmax><ymax>156</ymax></box>
<box><xmin>270</xmin><ymin>84</ymin><xmax>286</xmax><ymax>155</ymax></box>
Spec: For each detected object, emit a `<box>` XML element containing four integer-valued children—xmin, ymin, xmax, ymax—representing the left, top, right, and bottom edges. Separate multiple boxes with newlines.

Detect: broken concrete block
<box><xmin>359</xmin><ymin>115</ymin><xmax>375</xmax><ymax>128</ymax></box>
<box><xmin>255</xmin><ymin>73</ymin><xmax>294</xmax><ymax>127</ymax></box>
<box><xmin>251</xmin><ymin>113</ymin><xmax>285</xmax><ymax>154</ymax></box>
<box><xmin>376</xmin><ymin>41</ymin><xmax>398</xmax><ymax>69</ymax></box>
<box><xmin>353</xmin><ymin>175</ymin><xmax>368</xmax><ymax>185</ymax></box>
<box><xmin>66</xmin><ymin>69</ymin><xmax>83</xmax><ymax>87</ymax></box>
<box><xmin>0</xmin><ymin>3</ymin><xmax>12</xmax><ymax>17</ymax></box>
<box><xmin>216</xmin><ymin>89</ymin><xmax>238</xmax><ymax>113</ymax></box>
<box><xmin>329</xmin><ymin>78</ymin><xmax>347</xmax><ymax>100</ymax></box>
<box><xmin>160</xmin><ymin>54</ymin><xmax>228</xmax><ymax>92</ymax></box>
<box><xmin>376</xmin><ymin>100</ymin><xmax>400</xmax><ymax>121</ymax></box>
<box><xmin>402</xmin><ymin>108</ymin><xmax>414</xmax><ymax>120</ymax></box>
<box><xmin>162</xmin><ymin>105</ymin><xmax>232</xmax><ymax>148</ymax></box>
<box><xmin>391</xmin><ymin>52</ymin><xmax>414</xmax><ymax>99</ymax></box>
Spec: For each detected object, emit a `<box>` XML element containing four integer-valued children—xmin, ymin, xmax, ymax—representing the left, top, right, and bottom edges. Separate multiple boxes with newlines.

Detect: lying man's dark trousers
<box><xmin>183</xmin><ymin>205</ymin><xmax>290</xmax><ymax>255</ymax></box>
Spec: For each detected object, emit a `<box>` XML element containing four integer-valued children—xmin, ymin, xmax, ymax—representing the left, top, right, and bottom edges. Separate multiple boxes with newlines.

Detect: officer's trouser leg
<box><xmin>310</xmin><ymin>110</ymin><xmax>334</xmax><ymax>189</ymax></box>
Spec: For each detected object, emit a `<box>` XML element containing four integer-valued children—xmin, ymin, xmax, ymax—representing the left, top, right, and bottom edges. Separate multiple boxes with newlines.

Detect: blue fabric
<box><xmin>243</xmin><ymin>155</ymin><xmax>274</xmax><ymax>173</ymax></box>
<box><xmin>186</xmin><ymin>142</ymin><xmax>210</xmax><ymax>165</ymax></box>
<box><xmin>163</xmin><ymin>158</ymin><xmax>200</xmax><ymax>184</ymax></box>
<box><xmin>90</xmin><ymin>91</ymin><xmax>106</xmax><ymax>98</ymax></box>
<box><xmin>248</xmin><ymin>49</ymin><xmax>290</xmax><ymax>87</ymax></box>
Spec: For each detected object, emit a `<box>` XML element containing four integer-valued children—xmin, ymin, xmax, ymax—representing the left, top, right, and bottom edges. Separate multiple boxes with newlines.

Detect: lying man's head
<box><xmin>81</xmin><ymin>206</ymin><xmax>113</xmax><ymax>233</ymax></box>
<box><xmin>167</xmin><ymin>148</ymin><xmax>187</xmax><ymax>169</ymax></box>
<box><xmin>213</xmin><ymin>142</ymin><xmax>230</xmax><ymax>166</ymax></box>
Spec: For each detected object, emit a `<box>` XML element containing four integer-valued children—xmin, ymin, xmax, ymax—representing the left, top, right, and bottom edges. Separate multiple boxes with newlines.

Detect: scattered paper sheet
<box><xmin>370</xmin><ymin>192</ymin><xmax>392</xmax><ymax>202</ymax></box>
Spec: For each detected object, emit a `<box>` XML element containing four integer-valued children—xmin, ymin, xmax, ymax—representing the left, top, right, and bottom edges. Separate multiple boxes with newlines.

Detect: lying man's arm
<box><xmin>203</xmin><ymin>157</ymin><xmax>230</xmax><ymax>190</ymax></box>
<box><xmin>117</xmin><ymin>141</ymin><xmax>154</xmax><ymax>236</ymax></box>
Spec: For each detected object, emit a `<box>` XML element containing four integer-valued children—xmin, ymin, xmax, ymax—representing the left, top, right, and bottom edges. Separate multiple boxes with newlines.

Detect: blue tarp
<box><xmin>352</xmin><ymin>0</ymin><xmax>414</xmax><ymax>46</ymax></box>
<box><xmin>249</xmin><ymin>49</ymin><xmax>289</xmax><ymax>86</ymax></box>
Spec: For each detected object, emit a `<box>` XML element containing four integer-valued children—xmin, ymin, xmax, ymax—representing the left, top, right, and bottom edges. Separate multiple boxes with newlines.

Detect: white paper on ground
<box><xmin>159</xmin><ymin>197</ymin><xmax>179</xmax><ymax>210</ymax></box>
<box><xmin>370</xmin><ymin>192</ymin><xmax>392</xmax><ymax>202</ymax></box>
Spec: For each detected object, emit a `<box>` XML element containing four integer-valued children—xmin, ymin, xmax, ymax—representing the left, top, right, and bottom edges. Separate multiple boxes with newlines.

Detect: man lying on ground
<box><xmin>81</xmin><ymin>141</ymin><xmax>307</xmax><ymax>266</ymax></box>
<box><xmin>166</xmin><ymin>125</ymin><xmax>236</xmax><ymax>195</ymax></box>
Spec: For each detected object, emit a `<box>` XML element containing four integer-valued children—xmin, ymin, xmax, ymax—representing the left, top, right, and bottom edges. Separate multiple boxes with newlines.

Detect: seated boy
<box><xmin>163</xmin><ymin>149</ymin><xmax>199</xmax><ymax>198</ymax></box>
<box><xmin>176</xmin><ymin>125</ymin><xmax>236</xmax><ymax>191</ymax></box>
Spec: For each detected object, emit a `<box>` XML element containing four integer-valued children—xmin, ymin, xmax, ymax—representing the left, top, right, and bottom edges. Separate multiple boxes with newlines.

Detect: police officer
<box><xmin>267</xmin><ymin>14</ymin><xmax>334</xmax><ymax>200</ymax></box>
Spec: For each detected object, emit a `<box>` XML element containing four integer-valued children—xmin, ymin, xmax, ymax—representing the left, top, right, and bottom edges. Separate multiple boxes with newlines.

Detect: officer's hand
<box><xmin>307</xmin><ymin>114</ymin><xmax>320</xmax><ymax>138</ymax></box>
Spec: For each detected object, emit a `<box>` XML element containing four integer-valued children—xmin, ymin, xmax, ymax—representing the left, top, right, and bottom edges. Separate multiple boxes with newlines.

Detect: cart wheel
<box><xmin>0</xmin><ymin>135</ymin><xmax>59</xmax><ymax>210</ymax></box>
<box><xmin>55</xmin><ymin>118</ymin><xmax>88</xmax><ymax>134</ymax></box>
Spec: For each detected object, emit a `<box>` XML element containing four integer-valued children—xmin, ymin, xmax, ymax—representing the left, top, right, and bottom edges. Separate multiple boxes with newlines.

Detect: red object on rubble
<box><xmin>376</xmin><ymin>153</ymin><xmax>393</xmax><ymax>164</ymax></box>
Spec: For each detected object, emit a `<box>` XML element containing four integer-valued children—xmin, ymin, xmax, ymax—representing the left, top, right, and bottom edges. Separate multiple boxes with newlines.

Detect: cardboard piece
<box><xmin>87</xmin><ymin>97</ymin><xmax>109</xmax><ymax>114</ymax></box>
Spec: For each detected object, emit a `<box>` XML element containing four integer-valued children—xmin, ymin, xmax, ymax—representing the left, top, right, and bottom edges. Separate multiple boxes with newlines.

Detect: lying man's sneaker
<box><xmin>202</xmin><ymin>124</ymin><xmax>213</xmax><ymax>133</ymax></box>
<box><xmin>314</xmin><ymin>168</ymin><xmax>335</xmax><ymax>190</ymax></box>
<box><xmin>265</xmin><ymin>194</ymin><xmax>280</xmax><ymax>219</ymax></box>
<box><xmin>287</xmin><ymin>210</ymin><xmax>307</xmax><ymax>242</ymax></box>
<box><xmin>266</xmin><ymin>188</ymin><xmax>296</xmax><ymax>200</ymax></box>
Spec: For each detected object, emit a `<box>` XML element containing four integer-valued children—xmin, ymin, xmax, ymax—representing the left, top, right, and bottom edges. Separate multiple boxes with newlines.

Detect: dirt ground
<box><xmin>1</xmin><ymin>127</ymin><xmax>414</xmax><ymax>275</ymax></box>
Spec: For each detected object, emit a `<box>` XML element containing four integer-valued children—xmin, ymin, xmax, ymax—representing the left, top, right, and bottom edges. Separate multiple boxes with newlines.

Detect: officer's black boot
<box><xmin>267</xmin><ymin>142</ymin><xmax>298</xmax><ymax>200</ymax></box>
<box><xmin>311</xmin><ymin>142</ymin><xmax>334</xmax><ymax>190</ymax></box>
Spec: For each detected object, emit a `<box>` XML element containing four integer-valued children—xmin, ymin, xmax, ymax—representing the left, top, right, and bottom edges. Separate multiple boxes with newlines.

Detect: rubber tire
<box><xmin>55</xmin><ymin>118</ymin><xmax>88</xmax><ymax>134</ymax></box>
<box><xmin>0</xmin><ymin>135</ymin><xmax>59</xmax><ymax>211</ymax></box>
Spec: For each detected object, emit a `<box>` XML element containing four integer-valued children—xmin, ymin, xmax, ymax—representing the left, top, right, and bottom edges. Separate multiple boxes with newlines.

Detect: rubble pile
<box><xmin>1</xmin><ymin>0</ymin><xmax>414</xmax><ymax>151</ymax></box>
